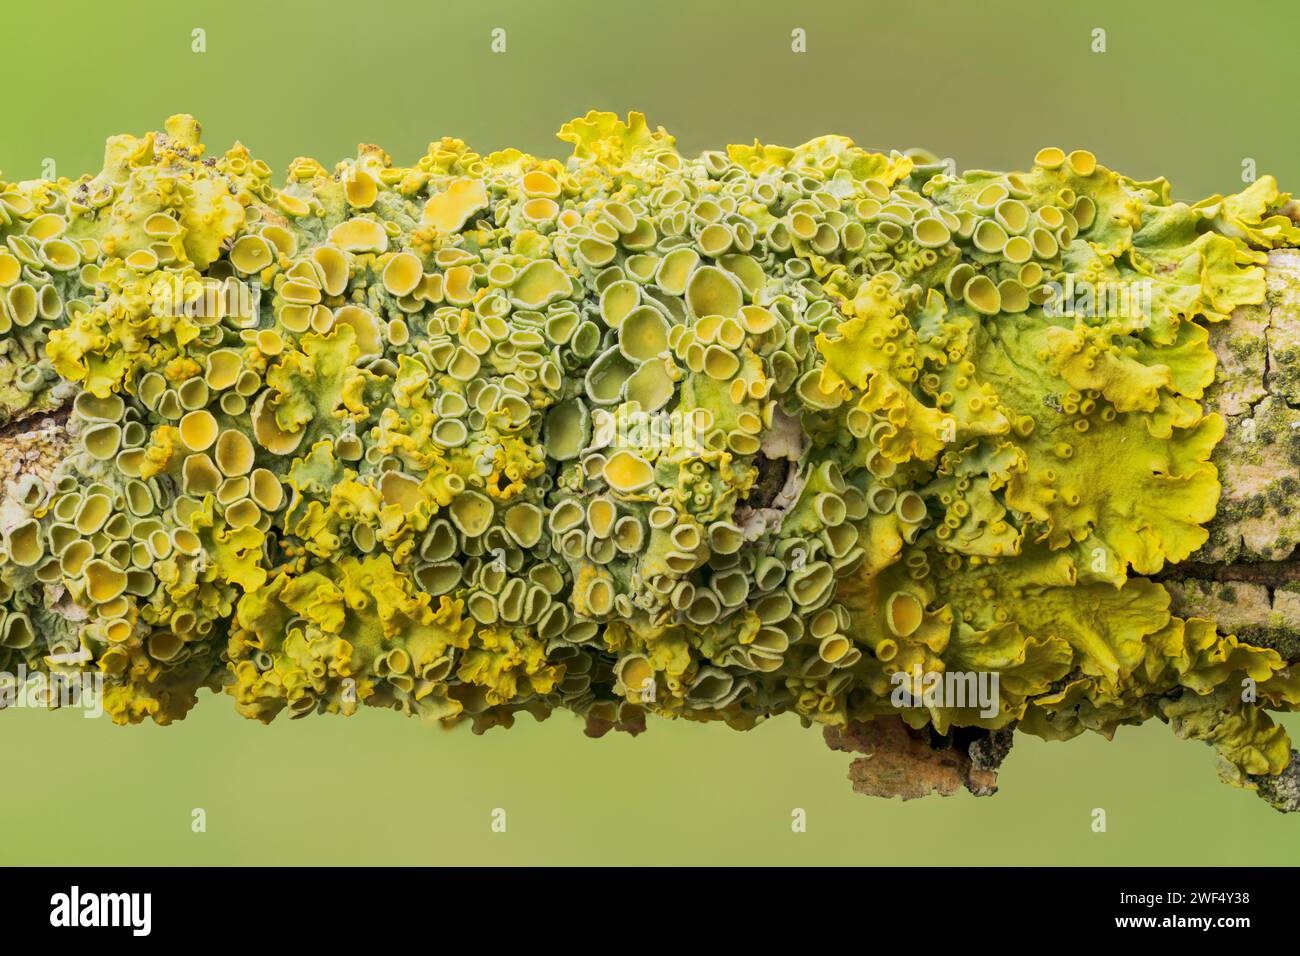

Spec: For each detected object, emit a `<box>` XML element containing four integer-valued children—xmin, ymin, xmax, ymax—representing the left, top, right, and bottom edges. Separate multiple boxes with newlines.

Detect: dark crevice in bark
<box><xmin>0</xmin><ymin>403</ymin><xmax>69</xmax><ymax>442</ymax></box>
<box><xmin>738</xmin><ymin>453</ymin><xmax>789</xmax><ymax>511</ymax></box>
<box><xmin>1155</xmin><ymin>556</ymin><xmax>1300</xmax><ymax>589</ymax></box>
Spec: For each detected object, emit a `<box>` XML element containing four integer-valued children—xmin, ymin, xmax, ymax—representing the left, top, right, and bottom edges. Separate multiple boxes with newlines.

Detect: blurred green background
<box><xmin>1</xmin><ymin>0</ymin><xmax>1297</xmax><ymax>865</ymax></box>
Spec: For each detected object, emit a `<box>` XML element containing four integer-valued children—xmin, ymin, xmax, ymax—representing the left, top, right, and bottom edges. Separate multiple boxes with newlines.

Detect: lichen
<box><xmin>0</xmin><ymin>112</ymin><xmax>1297</xmax><ymax>806</ymax></box>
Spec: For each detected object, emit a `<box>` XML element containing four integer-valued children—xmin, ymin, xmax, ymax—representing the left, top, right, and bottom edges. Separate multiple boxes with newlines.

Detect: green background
<box><xmin>1</xmin><ymin>0</ymin><xmax>1297</xmax><ymax>865</ymax></box>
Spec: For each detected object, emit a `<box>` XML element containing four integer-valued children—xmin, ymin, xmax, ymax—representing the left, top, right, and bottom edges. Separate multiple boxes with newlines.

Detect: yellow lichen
<box><xmin>1</xmin><ymin>113</ymin><xmax>1296</xmax><ymax>807</ymax></box>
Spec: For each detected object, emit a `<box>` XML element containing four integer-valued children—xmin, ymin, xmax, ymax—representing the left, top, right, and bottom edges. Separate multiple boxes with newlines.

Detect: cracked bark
<box><xmin>1163</xmin><ymin>249</ymin><xmax>1300</xmax><ymax>660</ymax></box>
<box><xmin>4</xmin><ymin>255</ymin><xmax>1300</xmax><ymax>808</ymax></box>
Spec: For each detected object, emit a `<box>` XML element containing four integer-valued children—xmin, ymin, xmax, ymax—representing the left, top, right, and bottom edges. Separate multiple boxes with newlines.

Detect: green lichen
<box><xmin>0</xmin><ymin>113</ymin><xmax>1297</xmax><ymax>806</ymax></box>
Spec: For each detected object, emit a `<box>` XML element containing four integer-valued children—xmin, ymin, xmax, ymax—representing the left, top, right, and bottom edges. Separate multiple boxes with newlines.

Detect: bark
<box><xmin>1160</xmin><ymin>249</ymin><xmax>1300</xmax><ymax>656</ymax></box>
<box><xmin>825</xmin><ymin>721</ymin><xmax>1011</xmax><ymax>799</ymax></box>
